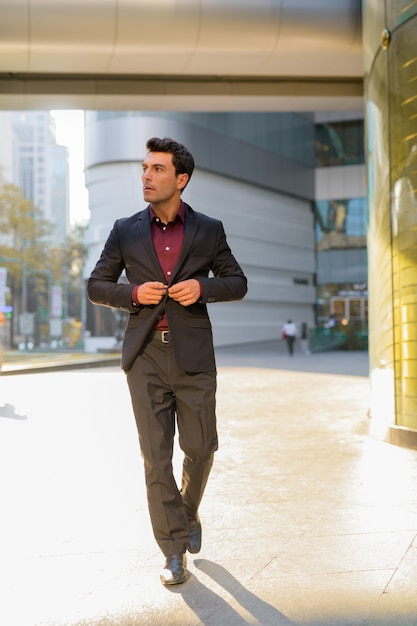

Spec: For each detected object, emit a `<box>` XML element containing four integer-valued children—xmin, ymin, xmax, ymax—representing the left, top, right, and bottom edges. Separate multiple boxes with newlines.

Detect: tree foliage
<box><xmin>50</xmin><ymin>225</ymin><xmax>88</xmax><ymax>284</ymax></box>
<box><xmin>0</xmin><ymin>182</ymin><xmax>52</xmax><ymax>288</ymax></box>
<box><xmin>0</xmin><ymin>181</ymin><xmax>87</xmax><ymax>316</ymax></box>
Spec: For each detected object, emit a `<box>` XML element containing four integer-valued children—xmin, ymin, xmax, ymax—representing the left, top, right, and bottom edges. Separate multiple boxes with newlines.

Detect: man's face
<box><xmin>141</xmin><ymin>151</ymin><xmax>188</xmax><ymax>205</ymax></box>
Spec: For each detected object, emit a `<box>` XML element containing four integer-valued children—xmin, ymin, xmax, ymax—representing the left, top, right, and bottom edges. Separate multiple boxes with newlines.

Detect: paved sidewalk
<box><xmin>1</xmin><ymin>341</ymin><xmax>367</xmax><ymax>377</ymax></box>
<box><xmin>1</xmin><ymin>349</ymin><xmax>121</xmax><ymax>375</ymax></box>
<box><xmin>1</xmin><ymin>345</ymin><xmax>417</xmax><ymax>625</ymax></box>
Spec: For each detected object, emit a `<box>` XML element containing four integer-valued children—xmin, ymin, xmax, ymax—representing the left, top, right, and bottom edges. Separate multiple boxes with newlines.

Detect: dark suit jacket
<box><xmin>87</xmin><ymin>203</ymin><xmax>248</xmax><ymax>372</ymax></box>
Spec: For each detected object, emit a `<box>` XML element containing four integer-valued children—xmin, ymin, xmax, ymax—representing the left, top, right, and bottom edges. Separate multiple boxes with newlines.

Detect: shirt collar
<box><xmin>149</xmin><ymin>201</ymin><xmax>185</xmax><ymax>225</ymax></box>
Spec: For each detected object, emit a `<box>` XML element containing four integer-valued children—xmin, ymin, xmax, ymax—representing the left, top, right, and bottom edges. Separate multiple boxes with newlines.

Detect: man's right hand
<box><xmin>135</xmin><ymin>282</ymin><xmax>168</xmax><ymax>305</ymax></box>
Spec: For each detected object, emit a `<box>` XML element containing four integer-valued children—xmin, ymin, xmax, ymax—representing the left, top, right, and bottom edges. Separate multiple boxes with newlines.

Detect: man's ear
<box><xmin>177</xmin><ymin>173</ymin><xmax>189</xmax><ymax>190</ymax></box>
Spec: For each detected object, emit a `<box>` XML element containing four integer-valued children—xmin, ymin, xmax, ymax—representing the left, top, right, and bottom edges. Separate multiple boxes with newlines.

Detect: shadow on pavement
<box><xmin>179</xmin><ymin>559</ymin><xmax>296</xmax><ymax>625</ymax></box>
<box><xmin>215</xmin><ymin>341</ymin><xmax>369</xmax><ymax>378</ymax></box>
<box><xmin>0</xmin><ymin>402</ymin><xmax>27</xmax><ymax>420</ymax></box>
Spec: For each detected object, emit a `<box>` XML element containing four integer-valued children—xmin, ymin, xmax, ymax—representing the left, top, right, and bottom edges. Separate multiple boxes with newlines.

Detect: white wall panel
<box><xmin>84</xmin><ymin>162</ymin><xmax>142</xmax><ymax>275</ymax></box>
<box><xmin>184</xmin><ymin>169</ymin><xmax>316</xmax><ymax>344</ymax></box>
<box><xmin>315</xmin><ymin>164</ymin><xmax>366</xmax><ymax>200</ymax></box>
<box><xmin>85</xmin><ymin>115</ymin><xmax>317</xmax><ymax>347</ymax></box>
<box><xmin>85</xmin><ymin>160</ymin><xmax>316</xmax><ymax>345</ymax></box>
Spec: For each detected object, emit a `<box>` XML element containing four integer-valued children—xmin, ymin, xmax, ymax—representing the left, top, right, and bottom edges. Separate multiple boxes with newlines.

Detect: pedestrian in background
<box><xmin>326</xmin><ymin>314</ymin><xmax>336</xmax><ymax>329</ymax></box>
<box><xmin>88</xmin><ymin>137</ymin><xmax>247</xmax><ymax>587</ymax></box>
<box><xmin>300</xmin><ymin>321</ymin><xmax>310</xmax><ymax>355</ymax></box>
<box><xmin>281</xmin><ymin>319</ymin><xmax>297</xmax><ymax>355</ymax></box>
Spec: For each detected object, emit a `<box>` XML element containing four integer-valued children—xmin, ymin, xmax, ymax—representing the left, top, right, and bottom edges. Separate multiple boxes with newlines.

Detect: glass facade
<box><xmin>166</xmin><ymin>112</ymin><xmax>315</xmax><ymax>167</ymax></box>
<box><xmin>315</xmin><ymin>120</ymin><xmax>365</xmax><ymax>167</ymax></box>
<box><xmin>90</xmin><ymin>110</ymin><xmax>315</xmax><ymax>167</ymax></box>
<box><xmin>84</xmin><ymin>110</ymin><xmax>316</xmax><ymax>346</ymax></box>
<box><xmin>364</xmin><ymin>0</ymin><xmax>417</xmax><ymax>442</ymax></box>
<box><xmin>314</xmin><ymin>117</ymin><xmax>368</xmax><ymax>338</ymax></box>
<box><xmin>315</xmin><ymin>197</ymin><xmax>367</xmax><ymax>247</ymax></box>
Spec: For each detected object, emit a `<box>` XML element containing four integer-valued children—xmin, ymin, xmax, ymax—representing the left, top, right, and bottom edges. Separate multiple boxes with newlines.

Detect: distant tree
<box><xmin>0</xmin><ymin>181</ymin><xmax>52</xmax><ymax>297</ymax></box>
<box><xmin>50</xmin><ymin>224</ymin><xmax>88</xmax><ymax>285</ymax></box>
<box><xmin>0</xmin><ymin>181</ymin><xmax>88</xmax><ymax>345</ymax></box>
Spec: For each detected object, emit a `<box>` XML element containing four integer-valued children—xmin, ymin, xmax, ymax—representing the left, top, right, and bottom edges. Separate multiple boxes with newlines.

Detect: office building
<box><xmin>84</xmin><ymin>110</ymin><xmax>367</xmax><ymax>351</ymax></box>
<box><xmin>0</xmin><ymin>111</ymin><xmax>70</xmax><ymax>243</ymax></box>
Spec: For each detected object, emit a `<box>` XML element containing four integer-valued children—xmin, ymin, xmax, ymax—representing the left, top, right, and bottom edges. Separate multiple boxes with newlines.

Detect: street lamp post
<box><xmin>21</xmin><ymin>259</ymin><xmax>28</xmax><ymax>347</ymax></box>
<box><xmin>27</xmin><ymin>269</ymin><xmax>52</xmax><ymax>346</ymax></box>
<box><xmin>0</xmin><ymin>258</ymin><xmax>52</xmax><ymax>349</ymax></box>
<box><xmin>0</xmin><ymin>256</ymin><xmax>22</xmax><ymax>347</ymax></box>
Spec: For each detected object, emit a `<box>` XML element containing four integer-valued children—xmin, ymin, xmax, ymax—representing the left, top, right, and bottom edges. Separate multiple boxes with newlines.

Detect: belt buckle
<box><xmin>161</xmin><ymin>331</ymin><xmax>170</xmax><ymax>344</ymax></box>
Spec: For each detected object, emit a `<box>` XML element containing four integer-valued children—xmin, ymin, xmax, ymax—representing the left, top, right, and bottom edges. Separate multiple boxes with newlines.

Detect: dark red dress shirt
<box><xmin>132</xmin><ymin>202</ymin><xmax>185</xmax><ymax>331</ymax></box>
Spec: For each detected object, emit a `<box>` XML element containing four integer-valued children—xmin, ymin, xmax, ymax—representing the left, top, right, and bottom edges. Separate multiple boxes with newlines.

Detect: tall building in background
<box><xmin>0</xmin><ymin>111</ymin><xmax>70</xmax><ymax>243</ymax></box>
<box><xmin>49</xmin><ymin>141</ymin><xmax>70</xmax><ymax>243</ymax></box>
<box><xmin>83</xmin><ymin>110</ymin><xmax>367</xmax><ymax>351</ymax></box>
<box><xmin>84</xmin><ymin>111</ymin><xmax>317</xmax><ymax>349</ymax></box>
<box><xmin>0</xmin><ymin>112</ymin><xmax>13</xmax><ymax>182</ymax></box>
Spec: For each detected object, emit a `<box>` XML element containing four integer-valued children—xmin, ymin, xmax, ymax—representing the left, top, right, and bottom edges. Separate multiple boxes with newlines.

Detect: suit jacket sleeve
<box><xmin>196</xmin><ymin>220</ymin><xmax>247</xmax><ymax>303</ymax></box>
<box><xmin>87</xmin><ymin>219</ymin><xmax>138</xmax><ymax>313</ymax></box>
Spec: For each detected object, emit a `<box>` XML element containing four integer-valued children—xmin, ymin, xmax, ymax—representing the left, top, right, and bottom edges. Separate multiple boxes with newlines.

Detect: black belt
<box><xmin>152</xmin><ymin>330</ymin><xmax>171</xmax><ymax>344</ymax></box>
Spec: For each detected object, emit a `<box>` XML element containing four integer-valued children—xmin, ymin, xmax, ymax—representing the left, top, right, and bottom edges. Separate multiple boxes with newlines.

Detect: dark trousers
<box><xmin>126</xmin><ymin>335</ymin><xmax>218</xmax><ymax>556</ymax></box>
<box><xmin>285</xmin><ymin>335</ymin><xmax>295</xmax><ymax>355</ymax></box>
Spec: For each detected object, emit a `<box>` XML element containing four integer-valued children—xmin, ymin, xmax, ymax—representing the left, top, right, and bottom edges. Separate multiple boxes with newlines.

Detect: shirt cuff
<box><xmin>132</xmin><ymin>284</ymin><xmax>140</xmax><ymax>306</ymax></box>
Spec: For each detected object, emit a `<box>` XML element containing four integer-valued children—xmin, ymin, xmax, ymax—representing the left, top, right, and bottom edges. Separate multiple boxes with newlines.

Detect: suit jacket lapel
<box><xmin>171</xmin><ymin>207</ymin><xmax>199</xmax><ymax>283</ymax></box>
<box><xmin>136</xmin><ymin>208</ymin><xmax>165</xmax><ymax>281</ymax></box>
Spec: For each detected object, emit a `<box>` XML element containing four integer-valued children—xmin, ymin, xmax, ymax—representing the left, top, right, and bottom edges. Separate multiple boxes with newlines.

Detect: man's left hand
<box><xmin>168</xmin><ymin>279</ymin><xmax>201</xmax><ymax>306</ymax></box>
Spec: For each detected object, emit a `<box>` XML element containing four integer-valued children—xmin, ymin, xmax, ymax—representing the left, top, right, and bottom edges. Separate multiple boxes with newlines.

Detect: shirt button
<box><xmin>167</xmin><ymin>271</ymin><xmax>172</xmax><ymax>276</ymax></box>
<box><xmin>165</xmin><ymin>246</ymin><xmax>170</xmax><ymax>251</ymax></box>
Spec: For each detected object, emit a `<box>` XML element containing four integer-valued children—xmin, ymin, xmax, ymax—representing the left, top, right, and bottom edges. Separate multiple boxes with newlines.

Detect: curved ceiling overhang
<box><xmin>0</xmin><ymin>0</ymin><xmax>364</xmax><ymax>111</ymax></box>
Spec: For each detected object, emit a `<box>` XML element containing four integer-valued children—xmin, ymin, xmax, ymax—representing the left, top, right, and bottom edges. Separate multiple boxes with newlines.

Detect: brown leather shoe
<box><xmin>187</xmin><ymin>515</ymin><xmax>202</xmax><ymax>554</ymax></box>
<box><xmin>160</xmin><ymin>553</ymin><xmax>187</xmax><ymax>586</ymax></box>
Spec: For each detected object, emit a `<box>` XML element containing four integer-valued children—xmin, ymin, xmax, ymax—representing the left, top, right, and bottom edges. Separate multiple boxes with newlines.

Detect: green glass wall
<box><xmin>363</xmin><ymin>0</ymin><xmax>417</xmax><ymax>446</ymax></box>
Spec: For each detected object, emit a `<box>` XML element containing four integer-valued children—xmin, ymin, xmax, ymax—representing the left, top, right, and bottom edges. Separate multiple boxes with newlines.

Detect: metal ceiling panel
<box><xmin>0</xmin><ymin>0</ymin><xmax>363</xmax><ymax>110</ymax></box>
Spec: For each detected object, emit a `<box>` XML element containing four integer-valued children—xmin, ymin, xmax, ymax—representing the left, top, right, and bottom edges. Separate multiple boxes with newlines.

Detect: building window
<box><xmin>315</xmin><ymin>120</ymin><xmax>365</xmax><ymax>167</ymax></box>
<box><xmin>314</xmin><ymin>197</ymin><xmax>367</xmax><ymax>249</ymax></box>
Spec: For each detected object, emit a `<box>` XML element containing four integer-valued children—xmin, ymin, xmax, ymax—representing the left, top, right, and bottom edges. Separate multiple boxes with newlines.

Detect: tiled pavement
<box><xmin>1</xmin><ymin>343</ymin><xmax>417</xmax><ymax>625</ymax></box>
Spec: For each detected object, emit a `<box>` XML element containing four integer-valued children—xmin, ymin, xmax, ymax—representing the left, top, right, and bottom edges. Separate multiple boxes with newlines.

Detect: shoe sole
<box><xmin>186</xmin><ymin>543</ymin><xmax>201</xmax><ymax>554</ymax></box>
<box><xmin>160</xmin><ymin>572</ymin><xmax>187</xmax><ymax>586</ymax></box>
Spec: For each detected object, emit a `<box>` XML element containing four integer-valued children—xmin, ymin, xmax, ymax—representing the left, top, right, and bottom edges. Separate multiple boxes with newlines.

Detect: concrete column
<box><xmin>364</xmin><ymin>0</ymin><xmax>417</xmax><ymax>448</ymax></box>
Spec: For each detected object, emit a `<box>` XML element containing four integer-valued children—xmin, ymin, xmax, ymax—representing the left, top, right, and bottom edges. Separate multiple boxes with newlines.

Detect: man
<box><xmin>87</xmin><ymin>137</ymin><xmax>247</xmax><ymax>586</ymax></box>
<box><xmin>281</xmin><ymin>319</ymin><xmax>297</xmax><ymax>356</ymax></box>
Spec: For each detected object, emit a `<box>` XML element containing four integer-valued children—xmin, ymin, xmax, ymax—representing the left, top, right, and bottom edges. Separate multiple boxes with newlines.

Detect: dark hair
<box><xmin>146</xmin><ymin>137</ymin><xmax>194</xmax><ymax>190</ymax></box>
